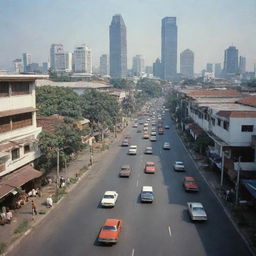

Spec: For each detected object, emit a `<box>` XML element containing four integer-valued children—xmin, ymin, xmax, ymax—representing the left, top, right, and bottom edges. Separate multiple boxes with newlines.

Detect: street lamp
<box><xmin>235</xmin><ymin>156</ymin><xmax>242</xmax><ymax>206</ymax></box>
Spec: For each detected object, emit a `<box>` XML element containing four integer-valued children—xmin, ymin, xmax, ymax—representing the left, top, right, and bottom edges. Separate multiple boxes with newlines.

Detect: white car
<box><xmin>163</xmin><ymin>142</ymin><xmax>170</xmax><ymax>149</ymax></box>
<box><xmin>101</xmin><ymin>191</ymin><xmax>118</xmax><ymax>207</ymax></box>
<box><xmin>128</xmin><ymin>145</ymin><xmax>137</xmax><ymax>155</ymax></box>
<box><xmin>151</xmin><ymin>131</ymin><xmax>157</xmax><ymax>136</ymax></box>
<box><xmin>140</xmin><ymin>186</ymin><xmax>154</xmax><ymax>203</ymax></box>
<box><xmin>150</xmin><ymin>136</ymin><xmax>157</xmax><ymax>142</ymax></box>
<box><xmin>187</xmin><ymin>202</ymin><xmax>207</xmax><ymax>221</ymax></box>
<box><xmin>173</xmin><ymin>161</ymin><xmax>185</xmax><ymax>171</ymax></box>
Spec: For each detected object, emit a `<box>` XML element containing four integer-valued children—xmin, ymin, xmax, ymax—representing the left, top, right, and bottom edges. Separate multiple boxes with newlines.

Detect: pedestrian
<box><xmin>6</xmin><ymin>209</ymin><xmax>13</xmax><ymax>224</ymax></box>
<box><xmin>46</xmin><ymin>196</ymin><xmax>53</xmax><ymax>208</ymax></box>
<box><xmin>31</xmin><ymin>201</ymin><xmax>37</xmax><ymax>215</ymax></box>
<box><xmin>225</xmin><ymin>189</ymin><xmax>230</xmax><ymax>201</ymax></box>
<box><xmin>0</xmin><ymin>212</ymin><xmax>6</xmax><ymax>225</ymax></box>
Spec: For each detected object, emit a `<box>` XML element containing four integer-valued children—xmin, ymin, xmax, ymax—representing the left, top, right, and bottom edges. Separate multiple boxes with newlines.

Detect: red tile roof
<box><xmin>217</xmin><ymin>111</ymin><xmax>256</xmax><ymax>118</ymax></box>
<box><xmin>236</xmin><ymin>96</ymin><xmax>256</xmax><ymax>108</ymax></box>
<box><xmin>37</xmin><ymin>115</ymin><xmax>65</xmax><ymax>133</ymax></box>
<box><xmin>185</xmin><ymin>89</ymin><xmax>242</xmax><ymax>98</ymax></box>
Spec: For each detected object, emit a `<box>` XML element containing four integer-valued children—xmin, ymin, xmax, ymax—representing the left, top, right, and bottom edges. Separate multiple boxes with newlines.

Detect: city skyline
<box><xmin>0</xmin><ymin>0</ymin><xmax>255</xmax><ymax>72</ymax></box>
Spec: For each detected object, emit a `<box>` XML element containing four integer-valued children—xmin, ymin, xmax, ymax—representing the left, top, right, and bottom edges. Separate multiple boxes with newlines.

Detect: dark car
<box><xmin>119</xmin><ymin>165</ymin><xmax>132</xmax><ymax>177</ymax></box>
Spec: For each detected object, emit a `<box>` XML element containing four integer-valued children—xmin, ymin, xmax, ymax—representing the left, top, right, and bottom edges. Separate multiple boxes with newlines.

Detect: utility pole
<box><xmin>220</xmin><ymin>148</ymin><xmax>224</xmax><ymax>187</ymax></box>
<box><xmin>235</xmin><ymin>156</ymin><xmax>242</xmax><ymax>206</ymax></box>
<box><xmin>56</xmin><ymin>148</ymin><xmax>60</xmax><ymax>188</ymax></box>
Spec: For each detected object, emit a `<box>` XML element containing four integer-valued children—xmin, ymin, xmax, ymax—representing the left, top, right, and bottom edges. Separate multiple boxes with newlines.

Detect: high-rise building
<box><xmin>214</xmin><ymin>63</ymin><xmax>222</xmax><ymax>78</ymax></box>
<box><xmin>153</xmin><ymin>58</ymin><xmax>162</xmax><ymax>78</ymax></box>
<box><xmin>109</xmin><ymin>14</ymin><xmax>127</xmax><ymax>78</ymax></box>
<box><xmin>145</xmin><ymin>66</ymin><xmax>153</xmax><ymax>75</ymax></box>
<box><xmin>239</xmin><ymin>56</ymin><xmax>246</xmax><ymax>74</ymax></box>
<box><xmin>65</xmin><ymin>52</ymin><xmax>73</xmax><ymax>72</ymax></box>
<box><xmin>50</xmin><ymin>44</ymin><xmax>64</xmax><ymax>70</ymax></box>
<box><xmin>100</xmin><ymin>54</ymin><xmax>109</xmax><ymax>76</ymax></box>
<box><xmin>132</xmin><ymin>55</ymin><xmax>144</xmax><ymax>76</ymax></box>
<box><xmin>55</xmin><ymin>53</ymin><xmax>66</xmax><ymax>71</ymax></box>
<box><xmin>22</xmin><ymin>53</ymin><xmax>32</xmax><ymax>72</ymax></box>
<box><xmin>73</xmin><ymin>44</ymin><xmax>92</xmax><ymax>73</ymax></box>
<box><xmin>180</xmin><ymin>49</ymin><xmax>194</xmax><ymax>78</ymax></box>
<box><xmin>161</xmin><ymin>17</ymin><xmax>177</xmax><ymax>80</ymax></box>
<box><xmin>223</xmin><ymin>46</ymin><xmax>239</xmax><ymax>75</ymax></box>
<box><xmin>13</xmin><ymin>59</ymin><xmax>23</xmax><ymax>73</ymax></box>
<box><xmin>42</xmin><ymin>62</ymin><xmax>49</xmax><ymax>74</ymax></box>
<box><xmin>206</xmin><ymin>63</ymin><xmax>213</xmax><ymax>73</ymax></box>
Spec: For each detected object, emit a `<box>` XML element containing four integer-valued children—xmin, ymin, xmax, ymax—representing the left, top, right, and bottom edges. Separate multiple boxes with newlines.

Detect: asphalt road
<box><xmin>8</xmin><ymin>112</ymin><xmax>252</xmax><ymax>256</ymax></box>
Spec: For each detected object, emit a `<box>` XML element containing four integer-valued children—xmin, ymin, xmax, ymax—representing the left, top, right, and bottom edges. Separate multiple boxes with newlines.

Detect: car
<box><xmin>144</xmin><ymin>146</ymin><xmax>153</xmax><ymax>154</ymax></box>
<box><xmin>165</xmin><ymin>125</ymin><xmax>170</xmax><ymax>129</ymax></box>
<box><xmin>145</xmin><ymin>161</ymin><xmax>155</xmax><ymax>173</ymax></box>
<box><xmin>133</xmin><ymin>123</ymin><xmax>138</xmax><ymax>128</ymax></box>
<box><xmin>119</xmin><ymin>165</ymin><xmax>132</xmax><ymax>177</ymax></box>
<box><xmin>173</xmin><ymin>161</ymin><xmax>185</xmax><ymax>171</ymax></box>
<box><xmin>163</xmin><ymin>142</ymin><xmax>170</xmax><ymax>150</ymax></box>
<box><xmin>101</xmin><ymin>191</ymin><xmax>118</xmax><ymax>207</ymax></box>
<box><xmin>187</xmin><ymin>202</ymin><xmax>207</xmax><ymax>221</ymax></box>
<box><xmin>144</xmin><ymin>122</ymin><xmax>149</xmax><ymax>127</ymax></box>
<box><xmin>150</xmin><ymin>135</ymin><xmax>157</xmax><ymax>142</ymax></box>
<box><xmin>143</xmin><ymin>132</ymin><xmax>149</xmax><ymax>139</ymax></box>
<box><xmin>140</xmin><ymin>186</ymin><xmax>154</xmax><ymax>203</ymax></box>
<box><xmin>143</xmin><ymin>126</ymin><xmax>148</xmax><ymax>131</ymax></box>
<box><xmin>151</xmin><ymin>127</ymin><xmax>156</xmax><ymax>132</ymax></box>
<box><xmin>137</xmin><ymin>128</ymin><xmax>142</xmax><ymax>133</ymax></box>
<box><xmin>151</xmin><ymin>131</ymin><xmax>157</xmax><ymax>136</ymax></box>
<box><xmin>121</xmin><ymin>139</ymin><xmax>129</xmax><ymax>147</ymax></box>
<box><xmin>183</xmin><ymin>177</ymin><xmax>199</xmax><ymax>192</ymax></box>
<box><xmin>98</xmin><ymin>218</ymin><xmax>122</xmax><ymax>244</ymax></box>
<box><xmin>128</xmin><ymin>145</ymin><xmax>137</xmax><ymax>155</ymax></box>
<box><xmin>158</xmin><ymin>127</ymin><xmax>164</xmax><ymax>135</ymax></box>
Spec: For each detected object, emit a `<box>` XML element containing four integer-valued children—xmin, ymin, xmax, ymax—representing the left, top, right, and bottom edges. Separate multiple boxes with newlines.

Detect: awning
<box><xmin>0</xmin><ymin>165</ymin><xmax>42</xmax><ymax>199</ymax></box>
<box><xmin>241</xmin><ymin>179</ymin><xmax>256</xmax><ymax>199</ymax></box>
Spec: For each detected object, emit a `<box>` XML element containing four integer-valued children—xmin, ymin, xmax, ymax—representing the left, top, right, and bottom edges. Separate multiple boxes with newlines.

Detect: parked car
<box><xmin>183</xmin><ymin>176</ymin><xmax>199</xmax><ymax>192</ymax></box>
<box><xmin>151</xmin><ymin>131</ymin><xmax>157</xmax><ymax>136</ymax></box>
<box><xmin>163</xmin><ymin>142</ymin><xmax>170</xmax><ymax>150</ymax></box>
<box><xmin>98</xmin><ymin>218</ymin><xmax>122</xmax><ymax>243</ymax></box>
<box><xmin>140</xmin><ymin>186</ymin><xmax>154</xmax><ymax>203</ymax></box>
<box><xmin>187</xmin><ymin>202</ymin><xmax>207</xmax><ymax>221</ymax></box>
<box><xmin>144</xmin><ymin>146</ymin><xmax>153</xmax><ymax>154</ymax></box>
<box><xmin>133</xmin><ymin>123</ymin><xmax>138</xmax><ymax>128</ymax></box>
<box><xmin>145</xmin><ymin>161</ymin><xmax>155</xmax><ymax>173</ymax></box>
<box><xmin>121</xmin><ymin>139</ymin><xmax>129</xmax><ymax>147</ymax></box>
<box><xmin>173</xmin><ymin>161</ymin><xmax>185</xmax><ymax>171</ymax></box>
<box><xmin>128</xmin><ymin>145</ymin><xmax>137</xmax><ymax>155</ymax></box>
<box><xmin>137</xmin><ymin>128</ymin><xmax>142</xmax><ymax>133</ymax></box>
<box><xmin>101</xmin><ymin>191</ymin><xmax>118</xmax><ymax>207</ymax></box>
<box><xmin>119</xmin><ymin>165</ymin><xmax>132</xmax><ymax>177</ymax></box>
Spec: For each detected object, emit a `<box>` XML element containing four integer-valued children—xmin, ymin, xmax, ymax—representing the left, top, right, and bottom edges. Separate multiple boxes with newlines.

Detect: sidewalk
<box><xmin>0</xmin><ymin>125</ymin><xmax>127</xmax><ymax>255</ymax></box>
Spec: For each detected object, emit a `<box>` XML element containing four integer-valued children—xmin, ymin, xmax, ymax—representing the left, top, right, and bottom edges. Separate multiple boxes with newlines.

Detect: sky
<box><xmin>0</xmin><ymin>0</ymin><xmax>255</xmax><ymax>73</ymax></box>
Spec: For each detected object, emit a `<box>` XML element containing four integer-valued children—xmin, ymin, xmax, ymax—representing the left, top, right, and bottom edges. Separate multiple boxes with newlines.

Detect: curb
<box><xmin>174</xmin><ymin>127</ymin><xmax>255</xmax><ymax>256</ymax></box>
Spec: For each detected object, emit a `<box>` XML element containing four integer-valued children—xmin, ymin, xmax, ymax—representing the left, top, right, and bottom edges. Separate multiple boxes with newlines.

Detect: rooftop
<box><xmin>216</xmin><ymin>111</ymin><xmax>256</xmax><ymax>118</ymax></box>
<box><xmin>236</xmin><ymin>95</ymin><xmax>256</xmax><ymax>108</ymax></box>
<box><xmin>0</xmin><ymin>75</ymin><xmax>49</xmax><ymax>82</ymax></box>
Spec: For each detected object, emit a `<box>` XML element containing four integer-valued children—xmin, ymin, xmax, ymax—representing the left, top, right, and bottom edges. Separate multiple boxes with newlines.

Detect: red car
<box><xmin>98</xmin><ymin>219</ymin><xmax>122</xmax><ymax>244</ymax></box>
<box><xmin>145</xmin><ymin>161</ymin><xmax>156</xmax><ymax>174</ymax></box>
<box><xmin>183</xmin><ymin>176</ymin><xmax>199</xmax><ymax>192</ymax></box>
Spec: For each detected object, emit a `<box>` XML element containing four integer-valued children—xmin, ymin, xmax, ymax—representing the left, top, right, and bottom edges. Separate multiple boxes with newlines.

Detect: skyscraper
<box><xmin>22</xmin><ymin>53</ymin><xmax>32</xmax><ymax>72</ymax></box>
<box><xmin>239</xmin><ymin>56</ymin><xmax>246</xmax><ymax>74</ymax></box>
<box><xmin>206</xmin><ymin>63</ymin><xmax>213</xmax><ymax>73</ymax></box>
<box><xmin>50</xmin><ymin>44</ymin><xmax>64</xmax><ymax>70</ymax></box>
<box><xmin>161</xmin><ymin>17</ymin><xmax>177</xmax><ymax>80</ymax></box>
<box><xmin>223</xmin><ymin>46</ymin><xmax>239</xmax><ymax>75</ymax></box>
<box><xmin>73</xmin><ymin>44</ymin><xmax>92</xmax><ymax>73</ymax></box>
<box><xmin>153</xmin><ymin>58</ymin><xmax>162</xmax><ymax>78</ymax></box>
<box><xmin>214</xmin><ymin>63</ymin><xmax>222</xmax><ymax>78</ymax></box>
<box><xmin>180</xmin><ymin>49</ymin><xmax>194</xmax><ymax>78</ymax></box>
<box><xmin>109</xmin><ymin>14</ymin><xmax>127</xmax><ymax>78</ymax></box>
<box><xmin>100</xmin><ymin>54</ymin><xmax>109</xmax><ymax>76</ymax></box>
<box><xmin>132</xmin><ymin>55</ymin><xmax>144</xmax><ymax>76</ymax></box>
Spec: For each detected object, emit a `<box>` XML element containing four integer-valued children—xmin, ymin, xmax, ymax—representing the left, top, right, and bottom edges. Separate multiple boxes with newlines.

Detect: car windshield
<box><xmin>121</xmin><ymin>167</ymin><xmax>129</xmax><ymax>171</ymax></box>
<box><xmin>186</xmin><ymin>181</ymin><xmax>195</xmax><ymax>184</ymax></box>
<box><xmin>193</xmin><ymin>207</ymin><xmax>203</xmax><ymax>211</ymax></box>
<box><xmin>102</xmin><ymin>225</ymin><xmax>117</xmax><ymax>231</ymax></box>
<box><xmin>147</xmin><ymin>163</ymin><xmax>155</xmax><ymax>167</ymax></box>
<box><xmin>176</xmin><ymin>162</ymin><xmax>183</xmax><ymax>165</ymax></box>
<box><xmin>103</xmin><ymin>195</ymin><xmax>114</xmax><ymax>199</ymax></box>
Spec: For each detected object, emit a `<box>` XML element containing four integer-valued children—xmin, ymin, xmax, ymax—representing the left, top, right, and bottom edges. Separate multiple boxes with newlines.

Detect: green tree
<box><xmin>136</xmin><ymin>78</ymin><xmax>162</xmax><ymax>98</ymax></box>
<box><xmin>110</xmin><ymin>79</ymin><xmax>135</xmax><ymax>90</ymax></box>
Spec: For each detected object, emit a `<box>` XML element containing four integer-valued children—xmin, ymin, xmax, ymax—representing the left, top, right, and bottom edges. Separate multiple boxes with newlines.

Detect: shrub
<box><xmin>14</xmin><ymin>219</ymin><xmax>29</xmax><ymax>234</ymax></box>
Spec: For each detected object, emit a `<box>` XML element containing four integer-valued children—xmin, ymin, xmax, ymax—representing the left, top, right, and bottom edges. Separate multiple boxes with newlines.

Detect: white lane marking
<box><xmin>168</xmin><ymin>226</ymin><xmax>172</xmax><ymax>237</ymax></box>
<box><xmin>132</xmin><ymin>249</ymin><xmax>135</xmax><ymax>256</ymax></box>
<box><xmin>136</xmin><ymin>179</ymin><xmax>139</xmax><ymax>187</ymax></box>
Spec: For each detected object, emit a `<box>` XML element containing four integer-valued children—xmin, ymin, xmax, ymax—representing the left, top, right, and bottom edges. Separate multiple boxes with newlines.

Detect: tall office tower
<box><xmin>206</xmin><ymin>63</ymin><xmax>213</xmax><ymax>73</ymax></box>
<box><xmin>100</xmin><ymin>54</ymin><xmax>109</xmax><ymax>75</ymax></box>
<box><xmin>180</xmin><ymin>49</ymin><xmax>194</xmax><ymax>78</ymax></box>
<box><xmin>161</xmin><ymin>17</ymin><xmax>177</xmax><ymax>80</ymax></box>
<box><xmin>153</xmin><ymin>58</ymin><xmax>162</xmax><ymax>78</ymax></box>
<box><xmin>65</xmin><ymin>52</ymin><xmax>73</xmax><ymax>72</ymax></box>
<box><xmin>223</xmin><ymin>46</ymin><xmax>239</xmax><ymax>75</ymax></box>
<box><xmin>42</xmin><ymin>62</ymin><xmax>49</xmax><ymax>74</ymax></box>
<box><xmin>50</xmin><ymin>44</ymin><xmax>64</xmax><ymax>70</ymax></box>
<box><xmin>145</xmin><ymin>66</ymin><xmax>153</xmax><ymax>75</ymax></box>
<box><xmin>214</xmin><ymin>63</ymin><xmax>222</xmax><ymax>78</ymax></box>
<box><xmin>22</xmin><ymin>53</ymin><xmax>32</xmax><ymax>72</ymax></box>
<box><xmin>73</xmin><ymin>44</ymin><xmax>92</xmax><ymax>73</ymax></box>
<box><xmin>132</xmin><ymin>55</ymin><xmax>144</xmax><ymax>76</ymax></box>
<box><xmin>13</xmin><ymin>59</ymin><xmax>23</xmax><ymax>73</ymax></box>
<box><xmin>109</xmin><ymin>14</ymin><xmax>127</xmax><ymax>78</ymax></box>
<box><xmin>55</xmin><ymin>52</ymin><xmax>66</xmax><ymax>71</ymax></box>
<box><xmin>239</xmin><ymin>56</ymin><xmax>246</xmax><ymax>74</ymax></box>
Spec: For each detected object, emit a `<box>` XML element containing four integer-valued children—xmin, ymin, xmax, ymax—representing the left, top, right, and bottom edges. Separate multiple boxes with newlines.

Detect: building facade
<box><xmin>180</xmin><ymin>49</ymin><xmax>194</xmax><ymax>78</ymax></box>
<box><xmin>22</xmin><ymin>53</ymin><xmax>32</xmax><ymax>72</ymax></box>
<box><xmin>161</xmin><ymin>17</ymin><xmax>177</xmax><ymax>80</ymax></box>
<box><xmin>109</xmin><ymin>14</ymin><xmax>127</xmax><ymax>78</ymax></box>
<box><xmin>132</xmin><ymin>55</ymin><xmax>144</xmax><ymax>77</ymax></box>
<box><xmin>73</xmin><ymin>45</ymin><xmax>92</xmax><ymax>74</ymax></box>
<box><xmin>13</xmin><ymin>59</ymin><xmax>23</xmax><ymax>74</ymax></box>
<box><xmin>239</xmin><ymin>56</ymin><xmax>246</xmax><ymax>74</ymax></box>
<box><xmin>153</xmin><ymin>58</ymin><xmax>162</xmax><ymax>78</ymax></box>
<box><xmin>214</xmin><ymin>63</ymin><xmax>222</xmax><ymax>78</ymax></box>
<box><xmin>50</xmin><ymin>44</ymin><xmax>64</xmax><ymax>70</ymax></box>
<box><xmin>206</xmin><ymin>63</ymin><xmax>213</xmax><ymax>73</ymax></box>
<box><xmin>223</xmin><ymin>46</ymin><xmax>239</xmax><ymax>75</ymax></box>
<box><xmin>100</xmin><ymin>54</ymin><xmax>109</xmax><ymax>76</ymax></box>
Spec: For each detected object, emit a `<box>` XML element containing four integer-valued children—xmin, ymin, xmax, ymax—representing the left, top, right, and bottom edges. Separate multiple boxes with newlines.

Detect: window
<box><xmin>217</xmin><ymin>119</ymin><xmax>221</xmax><ymax>126</ymax></box>
<box><xmin>11</xmin><ymin>148</ymin><xmax>20</xmax><ymax>160</ymax></box>
<box><xmin>223</xmin><ymin>121</ymin><xmax>229</xmax><ymax>131</ymax></box>
<box><xmin>12</xmin><ymin>113</ymin><xmax>32</xmax><ymax>130</ymax></box>
<box><xmin>0</xmin><ymin>82</ymin><xmax>9</xmax><ymax>97</ymax></box>
<box><xmin>11</xmin><ymin>82</ymin><xmax>30</xmax><ymax>95</ymax></box>
<box><xmin>24</xmin><ymin>144</ymin><xmax>30</xmax><ymax>154</ymax></box>
<box><xmin>0</xmin><ymin>117</ymin><xmax>11</xmax><ymax>133</ymax></box>
<box><xmin>241</xmin><ymin>125</ymin><xmax>253</xmax><ymax>132</ymax></box>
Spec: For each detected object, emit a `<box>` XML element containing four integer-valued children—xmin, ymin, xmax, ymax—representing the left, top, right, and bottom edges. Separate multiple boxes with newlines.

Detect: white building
<box><xmin>65</xmin><ymin>52</ymin><xmax>73</xmax><ymax>72</ymax></box>
<box><xmin>73</xmin><ymin>44</ymin><xmax>92</xmax><ymax>74</ymax></box>
<box><xmin>0</xmin><ymin>75</ymin><xmax>48</xmax><ymax>203</ymax></box>
<box><xmin>50</xmin><ymin>44</ymin><xmax>64</xmax><ymax>70</ymax></box>
<box><xmin>132</xmin><ymin>55</ymin><xmax>144</xmax><ymax>77</ymax></box>
<box><xmin>13</xmin><ymin>59</ymin><xmax>23</xmax><ymax>74</ymax></box>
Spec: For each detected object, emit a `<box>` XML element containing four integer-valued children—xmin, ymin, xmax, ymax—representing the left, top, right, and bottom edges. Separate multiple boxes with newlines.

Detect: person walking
<box><xmin>31</xmin><ymin>201</ymin><xmax>37</xmax><ymax>215</ymax></box>
<box><xmin>6</xmin><ymin>209</ymin><xmax>13</xmax><ymax>223</ymax></box>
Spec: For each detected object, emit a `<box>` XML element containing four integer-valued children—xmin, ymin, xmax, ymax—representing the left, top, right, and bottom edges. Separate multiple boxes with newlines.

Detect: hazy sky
<box><xmin>0</xmin><ymin>0</ymin><xmax>255</xmax><ymax>72</ymax></box>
